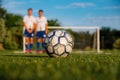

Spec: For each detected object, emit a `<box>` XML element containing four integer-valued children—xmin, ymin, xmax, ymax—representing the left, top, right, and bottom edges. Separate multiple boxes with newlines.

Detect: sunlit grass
<box><xmin>0</xmin><ymin>50</ymin><xmax>120</xmax><ymax>80</ymax></box>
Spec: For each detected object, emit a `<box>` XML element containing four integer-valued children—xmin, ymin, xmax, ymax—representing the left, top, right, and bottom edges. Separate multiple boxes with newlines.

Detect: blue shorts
<box><xmin>36</xmin><ymin>31</ymin><xmax>45</xmax><ymax>38</ymax></box>
<box><xmin>24</xmin><ymin>29</ymin><xmax>34</xmax><ymax>37</ymax></box>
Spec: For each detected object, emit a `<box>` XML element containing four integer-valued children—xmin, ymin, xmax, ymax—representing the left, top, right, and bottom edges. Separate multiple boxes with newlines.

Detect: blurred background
<box><xmin>0</xmin><ymin>0</ymin><xmax>120</xmax><ymax>51</ymax></box>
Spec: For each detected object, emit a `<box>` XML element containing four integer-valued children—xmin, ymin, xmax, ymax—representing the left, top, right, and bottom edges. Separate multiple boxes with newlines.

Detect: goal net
<box><xmin>23</xmin><ymin>26</ymin><xmax>100</xmax><ymax>53</ymax></box>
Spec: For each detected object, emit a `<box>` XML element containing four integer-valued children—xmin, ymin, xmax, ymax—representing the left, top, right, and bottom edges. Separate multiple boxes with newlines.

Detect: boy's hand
<box><xmin>35</xmin><ymin>31</ymin><xmax>37</xmax><ymax>35</ymax></box>
<box><xmin>27</xmin><ymin>29</ymin><xmax>33</xmax><ymax>33</ymax></box>
<box><xmin>29</xmin><ymin>29</ymin><xmax>33</xmax><ymax>33</ymax></box>
<box><xmin>45</xmin><ymin>30</ymin><xmax>48</xmax><ymax>34</ymax></box>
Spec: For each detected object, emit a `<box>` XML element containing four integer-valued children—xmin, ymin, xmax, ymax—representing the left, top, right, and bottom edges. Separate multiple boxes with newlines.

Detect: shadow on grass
<box><xmin>2</xmin><ymin>54</ymin><xmax>49</xmax><ymax>58</ymax></box>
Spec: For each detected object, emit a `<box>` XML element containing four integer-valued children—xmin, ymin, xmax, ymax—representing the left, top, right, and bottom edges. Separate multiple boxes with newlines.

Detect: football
<box><xmin>44</xmin><ymin>30</ymin><xmax>74</xmax><ymax>57</ymax></box>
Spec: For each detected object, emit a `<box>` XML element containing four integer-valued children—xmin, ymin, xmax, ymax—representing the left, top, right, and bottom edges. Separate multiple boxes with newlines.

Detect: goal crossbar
<box><xmin>48</xmin><ymin>26</ymin><xmax>99</xmax><ymax>29</ymax></box>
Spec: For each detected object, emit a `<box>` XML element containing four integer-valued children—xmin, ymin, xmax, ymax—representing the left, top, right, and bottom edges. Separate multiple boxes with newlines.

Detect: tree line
<box><xmin>67</xmin><ymin>27</ymin><xmax>120</xmax><ymax>50</ymax></box>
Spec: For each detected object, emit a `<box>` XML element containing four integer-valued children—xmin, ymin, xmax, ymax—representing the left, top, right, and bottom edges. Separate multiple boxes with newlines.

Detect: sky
<box><xmin>2</xmin><ymin>0</ymin><xmax>120</xmax><ymax>29</ymax></box>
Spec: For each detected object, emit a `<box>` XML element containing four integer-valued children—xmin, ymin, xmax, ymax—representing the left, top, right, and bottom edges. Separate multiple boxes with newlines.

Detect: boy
<box><xmin>23</xmin><ymin>8</ymin><xmax>36</xmax><ymax>53</ymax></box>
<box><xmin>36</xmin><ymin>10</ymin><xmax>48</xmax><ymax>53</ymax></box>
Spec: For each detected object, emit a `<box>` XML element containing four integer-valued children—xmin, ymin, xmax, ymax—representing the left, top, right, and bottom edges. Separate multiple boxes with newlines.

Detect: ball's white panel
<box><xmin>49</xmin><ymin>37</ymin><xmax>53</xmax><ymax>42</ymax></box>
<box><xmin>54</xmin><ymin>44</ymin><xmax>59</xmax><ymax>54</ymax></box>
<box><xmin>68</xmin><ymin>42</ymin><xmax>73</xmax><ymax>47</ymax></box>
<box><xmin>66</xmin><ymin>45</ymin><xmax>72</xmax><ymax>53</ymax></box>
<box><xmin>55</xmin><ymin>30</ymin><xmax>62</xmax><ymax>36</ymax></box>
<box><xmin>54</xmin><ymin>44</ymin><xmax>60</xmax><ymax>54</ymax></box>
<box><xmin>54</xmin><ymin>44</ymin><xmax>65</xmax><ymax>55</ymax></box>
<box><xmin>47</xmin><ymin>45</ymin><xmax>53</xmax><ymax>53</ymax></box>
<box><xmin>44</xmin><ymin>37</ymin><xmax>49</xmax><ymax>44</ymax></box>
<box><xmin>48</xmin><ymin>31</ymin><xmax>54</xmax><ymax>37</ymax></box>
<box><xmin>51</xmin><ymin>54</ymin><xmax>59</xmax><ymax>58</ymax></box>
<box><xmin>51</xmin><ymin>36</ymin><xmax>58</xmax><ymax>46</ymax></box>
<box><xmin>60</xmin><ymin>37</ymin><xmax>68</xmax><ymax>45</ymax></box>
<box><xmin>54</xmin><ymin>49</ymin><xmax>58</xmax><ymax>54</ymax></box>
<box><xmin>56</xmin><ymin>45</ymin><xmax>65</xmax><ymax>55</ymax></box>
<box><xmin>61</xmin><ymin>53</ymin><xmax>68</xmax><ymax>57</ymax></box>
<box><xmin>65</xmin><ymin>34</ymin><xmax>72</xmax><ymax>42</ymax></box>
<box><xmin>54</xmin><ymin>44</ymin><xmax>59</xmax><ymax>50</ymax></box>
<box><xmin>60</xmin><ymin>31</ymin><xmax>65</xmax><ymax>36</ymax></box>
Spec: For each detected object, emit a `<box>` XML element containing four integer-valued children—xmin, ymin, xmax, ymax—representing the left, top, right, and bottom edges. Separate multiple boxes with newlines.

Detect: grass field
<box><xmin>0</xmin><ymin>50</ymin><xmax>120</xmax><ymax>80</ymax></box>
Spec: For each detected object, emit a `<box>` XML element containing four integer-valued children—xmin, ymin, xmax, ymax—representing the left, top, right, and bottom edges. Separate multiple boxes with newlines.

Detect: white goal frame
<box><xmin>23</xmin><ymin>26</ymin><xmax>100</xmax><ymax>53</ymax></box>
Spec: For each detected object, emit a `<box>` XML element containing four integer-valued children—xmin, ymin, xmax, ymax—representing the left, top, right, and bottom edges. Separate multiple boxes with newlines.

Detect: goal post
<box><xmin>23</xmin><ymin>26</ymin><xmax>100</xmax><ymax>53</ymax></box>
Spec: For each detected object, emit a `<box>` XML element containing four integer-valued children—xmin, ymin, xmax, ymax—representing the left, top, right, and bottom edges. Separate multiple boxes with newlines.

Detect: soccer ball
<box><xmin>44</xmin><ymin>30</ymin><xmax>74</xmax><ymax>57</ymax></box>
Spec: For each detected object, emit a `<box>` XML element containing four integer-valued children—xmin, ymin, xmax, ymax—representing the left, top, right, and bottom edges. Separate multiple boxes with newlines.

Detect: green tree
<box><xmin>0</xmin><ymin>3</ymin><xmax>23</xmax><ymax>50</ymax></box>
<box><xmin>66</xmin><ymin>29</ymin><xmax>93</xmax><ymax>50</ymax></box>
<box><xmin>100</xmin><ymin>27</ymin><xmax>120</xmax><ymax>49</ymax></box>
<box><xmin>0</xmin><ymin>7</ymin><xmax>7</xmax><ymax>19</ymax></box>
<box><xmin>111</xmin><ymin>29</ymin><xmax>120</xmax><ymax>40</ymax></box>
<box><xmin>48</xmin><ymin>19</ymin><xmax>61</xmax><ymax>26</ymax></box>
<box><xmin>47</xmin><ymin>19</ymin><xmax>61</xmax><ymax>32</ymax></box>
<box><xmin>5</xmin><ymin>13</ymin><xmax>23</xmax><ymax>28</ymax></box>
<box><xmin>113</xmin><ymin>38</ymin><xmax>120</xmax><ymax>49</ymax></box>
<box><xmin>0</xmin><ymin>0</ymin><xmax>2</xmax><ymax>7</ymax></box>
<box><xmin>9</xmin><ymin>27</ymin><xmax>23</xmax><ymax>49</ymax></box>
<box><xmin>0</xmin><ymin>18</ymin><xmax>6</xmax><ymax>43</ymax></box>
<box><xmin>0</xmin><ymin>18</ymin><xmax>6</xmax><ymax>50</ymax></box>
<box><xmin>100</xmin><ymin>27</ymin><xmax>114</xmax><ymax>49</ymax></box>
<box><xmin>3</xmin><ymin>30</ymin><xmax>18</xmax><ymax>50</ymax></box>
<box><xmin>0</xmin><ymin>0</ymin><xmax>7</xmax><ymax>19</ymax></box>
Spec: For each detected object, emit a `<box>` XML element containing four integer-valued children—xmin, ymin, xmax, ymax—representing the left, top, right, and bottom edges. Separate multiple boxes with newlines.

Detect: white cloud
<box><xmin>103</xmin><ymin>6</ymin><xmax>120</xmax><ymax>10</ymax></box>
<box><xmin>79</xmin><ymin>16</ymin><xmax>120</xmax><ymax>29</ymax></box>
<box><xmin>29</xmin><ymin>0</ymin><xmax>40</xmax><ymax>3</ymax></box>
<box><xmin>56</xmin><ymin>2</ymin><xmax>95</xmax><ymax>9</ymax></box>
<box><xmin>87</xmin><ymin>16</ymin><xmax>120</xmax><ymax>21</ymax></box>
<box><xmin>11</xmin><ymin>10</ymin><xmax>27</xmax><ymax>15</ymax></box>
<box><xmin>3</xmin><ymin>1</ymin><xmax>25</xmax><ymax>9</ymax></box>
<box><xmin>61</xmin><ymin>15</ymin><xmax>120</xmax><ymax>29</ymax></box>
<box><xmin>71</xmin><ymin>2</ymin><xmax>95</xmax><ymax>8</ymax></box>
<box><xmin>2</xmin><ymin>1</ymin><xmax>27</xmax><ymax>15</ymax></box>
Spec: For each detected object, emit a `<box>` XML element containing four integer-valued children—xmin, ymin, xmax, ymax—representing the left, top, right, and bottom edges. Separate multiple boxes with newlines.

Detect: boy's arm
<box><xmin>33</xmin><ymin>17</ymin><xmax>36</xmax><ymax>31</ymax></box>
<box><xmin>45</xmin><ymin>18</ymin><xmax>48</xmax><ymax>34</ymax></box>
<box><xmin>23</xmin><ymin>22</ymin><xmax>28</xmax><ymax>30</ymax></box>
<box><xmin>23</xmin><ymin>22</ymin><xmax>31</xmax><ymax>33</ymax></box>
<box><xmin>45</xmin><ymin>24</ymin><xmax>48</xmax><ymax>34</ymax></box>
<box><xmin>33</xmin><ymin>18</ymin><xmax>37</xmax><ymax>34</ymax></box>
<box><xmin>23</xmin><ymin>16</ymin><xmax>31</xmax><ymax>33</ymax></box>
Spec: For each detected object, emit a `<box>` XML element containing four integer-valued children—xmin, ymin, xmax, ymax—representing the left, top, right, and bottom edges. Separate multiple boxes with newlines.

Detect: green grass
<box><xmin>0</xmin><ymin>50</ymin><xmax>120</xmax><ymax>80</ymax></box>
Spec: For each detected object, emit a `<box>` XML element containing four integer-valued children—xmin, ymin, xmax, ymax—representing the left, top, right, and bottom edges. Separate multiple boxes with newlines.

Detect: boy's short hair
<box><xmin>39</xmin><ymin>9</ymin><xmax>43</xmax><ymax>12</ymax></box>
<box><xmin>28</xmin><ymin>8</ymin><xmax>33</xmax><ymax>11</ymax></box>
